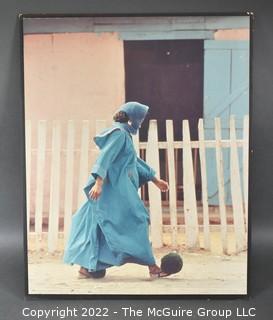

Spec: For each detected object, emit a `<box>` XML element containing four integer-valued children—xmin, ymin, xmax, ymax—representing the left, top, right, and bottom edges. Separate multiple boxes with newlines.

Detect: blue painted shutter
<box><xmin>203</xmin><ymin>40</ymin><xmax>249</xmax><ymax>205</ymax></box>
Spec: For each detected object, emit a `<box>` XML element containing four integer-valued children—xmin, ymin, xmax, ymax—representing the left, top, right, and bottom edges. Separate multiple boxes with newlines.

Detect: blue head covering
<box><xmin>113</xmin><ymin>101</ymin><xmax>149</xmax><ymax>135</ymax></box>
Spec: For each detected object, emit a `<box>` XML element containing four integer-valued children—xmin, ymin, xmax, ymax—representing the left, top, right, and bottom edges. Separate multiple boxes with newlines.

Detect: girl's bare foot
<box><xmin>148</xmin><ymin>264</ymin><xmax>170</xmax><ymax>279</ymax></box>
<box><xmin>78</xmin><ymin>266</ymin><xmax>92</xmax><ymax>279</ymax></box>
<box><xmin>78</xmin><ymin>267</ymin><xmax>107</xmax><ymax>279</ymax></box>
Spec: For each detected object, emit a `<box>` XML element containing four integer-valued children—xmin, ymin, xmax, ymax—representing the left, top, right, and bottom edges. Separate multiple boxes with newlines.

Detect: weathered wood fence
<box><xmin>25</xmin><ymin>115</ymin><xmax>249</xmax><ymax>254</ymax></box>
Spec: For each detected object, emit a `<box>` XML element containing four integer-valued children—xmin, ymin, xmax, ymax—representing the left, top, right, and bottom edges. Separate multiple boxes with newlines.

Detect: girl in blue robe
<box><xmin>63</xmin><ymin>102</ymin><xmax>169</xmax><ymax>279</ymax></box>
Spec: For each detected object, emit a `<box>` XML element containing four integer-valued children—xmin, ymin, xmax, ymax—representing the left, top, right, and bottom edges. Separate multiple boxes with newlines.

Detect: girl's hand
<box><xmin>152</xmin><ymin>177</ymin><xmax>169</xmax><ymax>192</ymax></box>
<box><xmin>89</xmin><ymin>177</ymin><xmax>103</xmax><ymax>200</ymax></box>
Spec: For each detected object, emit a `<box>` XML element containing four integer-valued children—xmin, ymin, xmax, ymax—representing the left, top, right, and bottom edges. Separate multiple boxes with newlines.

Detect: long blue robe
<box><xmin>63</xmin><ymin>123</ymin><xmax>156</xmax><ymax>271</ymax></box>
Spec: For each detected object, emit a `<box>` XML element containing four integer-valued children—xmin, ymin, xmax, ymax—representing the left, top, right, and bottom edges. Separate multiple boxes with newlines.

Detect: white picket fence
<box><xmin>25</xmin><ymin>115</ymin><xmax>249</xmax><ymax>254</ymax></box>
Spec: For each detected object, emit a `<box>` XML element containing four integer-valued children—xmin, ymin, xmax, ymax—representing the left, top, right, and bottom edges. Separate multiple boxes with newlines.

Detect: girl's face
<box><xmin>131</xmin><ymin>109</ymin><xmax>149</xmax><ymax>130</ymax></box>
<box><xmin>130</xmin><ymin>117</ymin><xmax>143</xmax><ymax>130</ymax></box>
<box><xmin>118</xmin><ymin>101</ymin><xmax>149</xmax><ymax>134</ymax></box>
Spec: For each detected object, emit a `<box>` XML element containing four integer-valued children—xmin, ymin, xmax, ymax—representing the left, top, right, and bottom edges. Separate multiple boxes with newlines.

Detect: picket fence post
<box><xmin>230</xmin><ymin>116</ymin><xmax>247</xmax><ymax>253</ymax></box>
<box><xmin>48</xmin><ymin>120</ymin><xmax>61</xmax><ymax>253</ymax></box>
<box><xmin>166</xmin><ymin>120</ymin><xmax>178</xmax><ymax>247</ymax></box>
<box><xmin>214</xmin><ymin>118</ymin><xmax>228</xmax><ymax>254</ymax></box>
<box><xmin>146</xmin><ymin>120</ymin><xmax>163</xmax><ymax>248</ymax></box>
<box><xmin>77</xmin><ymin>120</ymin><xmax>90</xmax><ymax>208</ymax></box>
<box><xmin>25</xmin><ymin>120</ymin><xmax>31</xmax><ymax>235</ymax></box>
<box><xmin>63</xmin><ymin>120</ymin><xmax>75</xmax><ymax>247</ymax></box>
<box><xmin>243</xmin><ymin>115</ymin><xmax>249</xmax><ymax>233</ymax></box>
<box><xmin>182</xmin><ymin>120</ymin><xmax>200</xmax><ymax>250</ymax></box>
<box><xmin>198</xmin><ymin>119</ymin><xmax>211</xmax><ymax>250</ymax></box>
<box><xmin>35</xmin><ymin>120</ymin><xmax>47</xmax><ymax>251</ymax></box>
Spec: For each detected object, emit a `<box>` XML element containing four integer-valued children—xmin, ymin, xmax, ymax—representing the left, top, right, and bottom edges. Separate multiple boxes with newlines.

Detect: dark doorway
<box><xmin>124</xmin><ymin>40</ymin><xmax>204</xmax><ymax>201</ymax></box>
<box><xmin>124</xmin><ymin>40</ymin><xmax>204</xmax><ymax>141</ymax></box>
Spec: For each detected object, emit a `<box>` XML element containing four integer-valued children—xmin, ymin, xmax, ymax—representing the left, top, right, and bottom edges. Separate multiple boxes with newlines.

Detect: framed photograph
<box><xmin>22</xmin><ymin>13</ymin><xmax>251</xmax><ymax>296</ymax></box>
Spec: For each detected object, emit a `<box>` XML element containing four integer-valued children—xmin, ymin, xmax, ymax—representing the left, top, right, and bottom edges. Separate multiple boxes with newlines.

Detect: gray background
<box><xmin>0</xmin><ymin>1</ymin><xmax>272</xmax><ymax>319</ymax></box>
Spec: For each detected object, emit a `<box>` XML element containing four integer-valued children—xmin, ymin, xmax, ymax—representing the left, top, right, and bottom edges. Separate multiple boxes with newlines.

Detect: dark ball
<box><xmin>90</xmin><ymin>269</ymin><xmax>106</xmax><ymax>278</ymax></box>
<box><xmin>160</xmin><ymin>252</ymin><xmax>183</xmax><ymax>275</ymax></box>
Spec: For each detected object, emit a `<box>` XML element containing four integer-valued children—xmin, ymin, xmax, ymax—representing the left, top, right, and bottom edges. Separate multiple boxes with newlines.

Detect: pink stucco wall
<box><xmin>24</xmin><ymin>32</ymin><xmax>125</xmax><ymax>131</ymax></box>
<box><xmin>23</xmin><ymin>32</ymin><xmax>125</xmax><ymax>218</ymax></box>
<box><xmin>215</xmin><ymin>29</ymin><xmax>249</xmax><ymax>40</ymax></box>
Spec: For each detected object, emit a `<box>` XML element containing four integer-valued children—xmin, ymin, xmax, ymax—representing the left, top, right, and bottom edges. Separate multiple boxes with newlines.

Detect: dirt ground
<box><xmin>27</xmin><ymin>232</ymin><xmax>247</xmax><ymax>295</ymax></box>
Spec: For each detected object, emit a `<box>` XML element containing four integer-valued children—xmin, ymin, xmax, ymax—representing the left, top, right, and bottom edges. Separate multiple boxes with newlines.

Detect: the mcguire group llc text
<box><xmin>22</xmin><ymin>306</ymin><xmax>257</xmax><ymax>319</ymax></box>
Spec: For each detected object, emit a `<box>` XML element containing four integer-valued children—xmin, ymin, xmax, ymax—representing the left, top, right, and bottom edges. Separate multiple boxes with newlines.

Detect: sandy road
<box><xmin>28</xmin><ymin>247</ymin><xmax>247</xmax><ymax>295</ymax></box>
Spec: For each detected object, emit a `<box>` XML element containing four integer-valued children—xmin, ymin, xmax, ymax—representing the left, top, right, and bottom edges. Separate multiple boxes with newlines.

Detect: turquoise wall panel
<box><xmin>204</xmin><ymin>40</ymin><xmax>249</xmax><ymax>205</ymax></box>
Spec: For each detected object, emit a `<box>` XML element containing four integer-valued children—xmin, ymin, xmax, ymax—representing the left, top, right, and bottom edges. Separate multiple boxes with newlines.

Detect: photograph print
<box><xmin>22</xmin><ymin>14</ymin><xmax>250</xmax><ymax>295</ymax></box>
